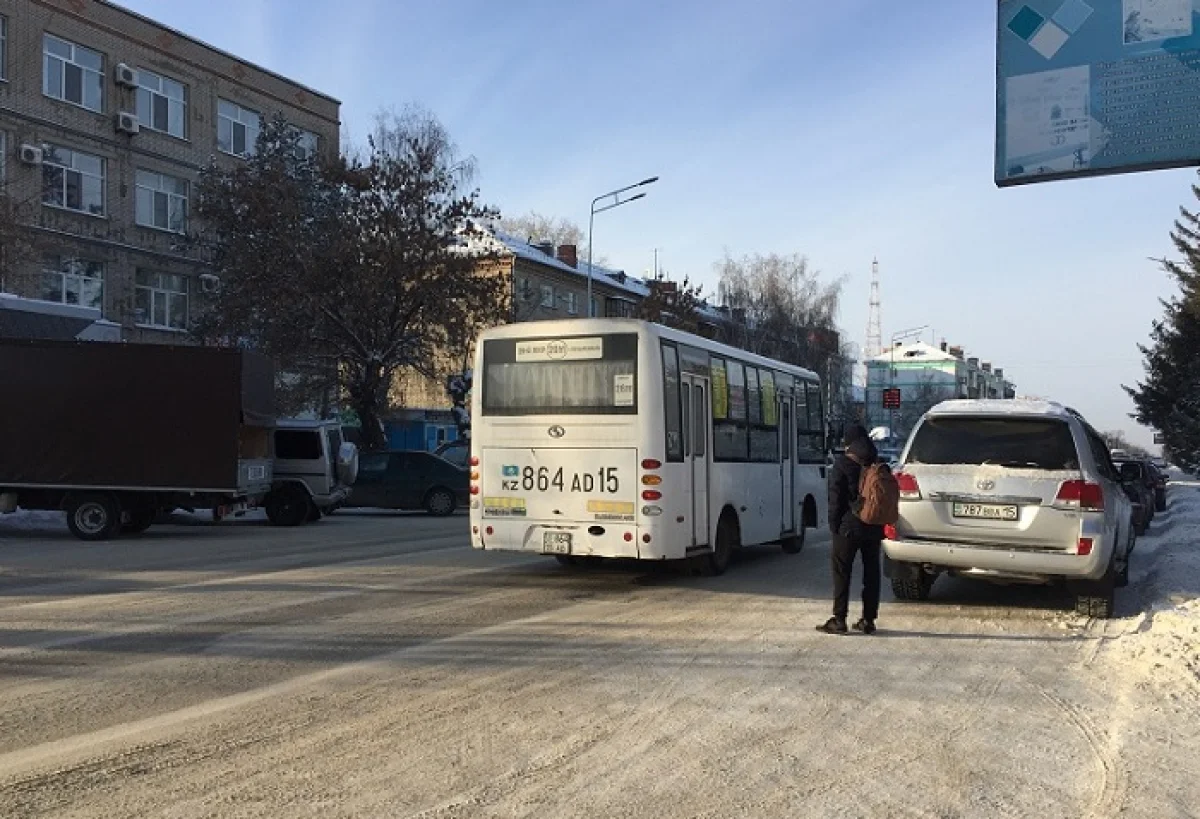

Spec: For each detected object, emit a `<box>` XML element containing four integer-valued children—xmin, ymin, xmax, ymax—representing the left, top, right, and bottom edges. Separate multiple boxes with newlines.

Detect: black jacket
<box><xmin>827</xmin><ymin>437</ymin><xmax>885</xmax><ymax>541</ymax></box>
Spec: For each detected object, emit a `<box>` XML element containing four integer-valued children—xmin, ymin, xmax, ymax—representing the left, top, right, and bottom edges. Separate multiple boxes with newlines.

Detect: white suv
<box><xmin>884</xmin><ymin>400</ymin><xmax>1136</xmax><ymax>618</ymax></box>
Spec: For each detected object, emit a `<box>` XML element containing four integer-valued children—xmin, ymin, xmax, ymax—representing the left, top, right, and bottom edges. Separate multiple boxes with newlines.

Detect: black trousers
<box><xmin>831</xmin><ymin>533</ymin><xmax>882</xmax><ymax>621</ymax></box>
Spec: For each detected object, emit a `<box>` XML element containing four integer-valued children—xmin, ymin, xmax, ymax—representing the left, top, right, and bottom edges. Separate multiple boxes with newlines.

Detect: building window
<box><xmin>41</xmin><ymin>256</ymin><xmax>103</xmax><ymax>310</ymax></box>
<box><xmin>42</xmin><ymin>144</ymin><xmax>105</xmax><ymax>216</ymax></box>
<box><xmin>136</xmin><ymin>169</ymin><xmax>188</xmax><ymax>233</ymax></box>
<box><xmin>293</xmin><ymin>128</ymin><xmax>319</xmax><ymax>159</ymax></box>
<box><xmin>1</xmin><ymin>17</ymin><xmax>8</xmax><ymax>81</ymax></box>
<box><xmin>137</xmin><ymin>68</ymin><xmax>187</xmax><ymax>138</ymax></box>
<box><xmin>135</xmin><ymin>270</ymin><xmax>189</xmax><ymax>330</ymax></box>
<box><xmin>43</xmin><ymin>34</ymin><xmax>104</xmax><ymax>112</ymax></box>
<box><xmin>540</xmin><ymin>284</ymin><xmax>555</xmax><ymax>308</ymax></box>
<box><xmin>217</xmin><ymin>99</ymin><xmax>261</xmax><ymax>158</ymax></box>
<box><xmin>565</xmin><ymin>291</ymin><xmax>579</xmax><ymax>315</ymax></box>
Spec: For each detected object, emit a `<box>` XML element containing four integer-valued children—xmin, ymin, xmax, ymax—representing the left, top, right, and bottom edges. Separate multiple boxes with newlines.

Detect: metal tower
<box><xmin>865</xmin><ymin>257</ymin><xmax>882</xmax><ymax>371</ymax></box>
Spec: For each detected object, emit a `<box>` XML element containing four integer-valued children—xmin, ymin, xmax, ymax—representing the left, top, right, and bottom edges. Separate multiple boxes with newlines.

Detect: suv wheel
<box><xmin>891</xmin><ymin>572</ymin><xmax>934</xmax><ymax>601</ymax></box>
<box><xmin>1073</xmin><ymin>557</ymin><xmax>1116</xmax><ymax>619</ymax></box>
<box><xmin>424</xmin><ymin>488</ymin><xmax>456</xmax><ymax>517</ymax></box>
<box><xmin>266</xmin><ymin>487</ymin><xmax>311</xmax><ymax>527</ymax></box>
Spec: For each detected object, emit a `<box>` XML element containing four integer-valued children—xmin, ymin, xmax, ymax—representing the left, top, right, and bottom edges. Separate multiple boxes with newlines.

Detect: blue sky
<box><xmin>123</xmin><ymin>0</ymin><xmax>1191</xmax><ymax>449</ymax></box>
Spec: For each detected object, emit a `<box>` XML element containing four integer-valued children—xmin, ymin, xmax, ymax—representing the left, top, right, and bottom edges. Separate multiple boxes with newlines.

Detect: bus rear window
<box><xmin>482</xmin><ymin>334</ymin><xmax>638</xmax><ymax>415</ymax></box>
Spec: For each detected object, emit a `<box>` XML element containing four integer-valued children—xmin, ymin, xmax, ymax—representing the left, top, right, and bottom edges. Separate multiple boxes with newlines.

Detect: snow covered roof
<box><xmin>868</xmin><ymin>341</ymin><xmax>958</xmax><ymax>364</ymax></box>
<box><xmin>926</xmin><ymin>398</ymin><xmax>1069</xmax><ymax>419</ymax></box>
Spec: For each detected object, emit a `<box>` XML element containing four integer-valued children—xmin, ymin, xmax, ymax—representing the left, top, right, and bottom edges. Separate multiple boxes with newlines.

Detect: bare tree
<box><xmin>715</xmin><ymin>252</ymin><xmax>844</xmax><ymax>371</ymax></box>
<box><xmin>634</xmin><ymin>272</ymin><xmax>706</xmax><ymax>333</ymax></box>
<box><xmin>495</xmin><ymin>211</ymin><xmax>606</xmax><ymax>265</ymax></box>
<box><xmin>0</xmin><ymin>193</ymin><xmax>35</xmax><ymax>295</ymax></box>
<box><xmin>895</xmin><ymin>373</ymin><xmax>953</xmax><ymax>435</ymax></box>
<box><xmin>194</xmin><ymin>108</ymin><xmax>506</xmax><ymax>449</ymax></box>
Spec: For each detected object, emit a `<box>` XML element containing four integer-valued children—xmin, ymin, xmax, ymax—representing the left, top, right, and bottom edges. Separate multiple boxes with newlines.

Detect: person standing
<box><xmin>818</xmin><ymin>425</ymin><xmax>884</xmax><ymax>635</ymax></box>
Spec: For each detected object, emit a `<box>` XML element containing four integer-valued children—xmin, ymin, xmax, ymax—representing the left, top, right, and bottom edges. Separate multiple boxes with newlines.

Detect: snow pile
<box><xmin>0</xmin><ymin>509</ymin><xmax>67</xmax><ymax>534</ymax></box>
<box><xmin>1111</xmin><ymin>478</ymin><xmax>1200</xmax><ymax>690</ymax></box>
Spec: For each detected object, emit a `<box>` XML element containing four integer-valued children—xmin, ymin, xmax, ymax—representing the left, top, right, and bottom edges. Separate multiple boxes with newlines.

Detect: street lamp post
<box><xmin>586</xmin><ymin>176</ymin><xmax>659</xmax><ymax>317</ymax></box>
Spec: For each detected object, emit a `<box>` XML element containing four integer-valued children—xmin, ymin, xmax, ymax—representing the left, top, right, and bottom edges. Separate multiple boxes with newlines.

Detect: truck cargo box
<box><xmin>0</xmin><ymin>339</ymin><xmax>274</xmax><ymax>492</ymax></box>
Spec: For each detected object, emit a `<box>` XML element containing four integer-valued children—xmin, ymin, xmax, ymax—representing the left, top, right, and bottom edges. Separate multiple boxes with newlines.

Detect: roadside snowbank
<box><xmin>0</xmin><ymin>509</ymin><xmax>66</xmax><ymax>534</ymax></box>
<box><xmin>1110</xmin><ymin>478</ymin><xmax>1200</xmax><ymax>690</ymax></box>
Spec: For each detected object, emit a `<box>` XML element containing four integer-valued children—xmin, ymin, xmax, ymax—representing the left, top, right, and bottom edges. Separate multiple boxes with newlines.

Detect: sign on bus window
<box><xmin>661</xmin><ymin>342</ymin><xmax>683</xmax><ymax>462</ymax></box>
<box><xmin>710</xmin><ymin>357</ymin><xmax>729</xmax><ymax>420</ymax></box>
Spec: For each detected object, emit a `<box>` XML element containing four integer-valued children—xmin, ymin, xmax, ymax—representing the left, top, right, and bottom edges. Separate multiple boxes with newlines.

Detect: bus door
<box><xmin>780</xmin><ymin>396</ymin><xmax>795</xmax><ymax>533</ymax></box>
<box><xmin>681</xmin><ymin>374</ymin><xmax>710</xmax><ymax>546</ymax></box>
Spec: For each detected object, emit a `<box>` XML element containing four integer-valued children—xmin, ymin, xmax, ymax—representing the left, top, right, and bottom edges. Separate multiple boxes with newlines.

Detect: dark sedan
<box><xmin>347</xmin><ymin>450</ymin><xmax>469</xmax><ymax>515</ymax></box>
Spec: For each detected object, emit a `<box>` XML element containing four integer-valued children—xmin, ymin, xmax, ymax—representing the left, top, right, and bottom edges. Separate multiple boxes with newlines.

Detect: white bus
<box><xmin>468</xmin><ymin>318</ymin><xmax>827</xmax><ymax>574</ymax></box>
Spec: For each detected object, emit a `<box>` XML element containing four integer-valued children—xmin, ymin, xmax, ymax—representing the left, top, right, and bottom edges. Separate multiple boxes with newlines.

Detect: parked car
<box><xmin>434</xmin><ymin>438</ymin><xmax>470</xmax><ymax>469</ymax></box>
<box><xmin>884</xmin><ymin>400</ymin><xmax>1137</xmax><ymax>619</ymax></box>
<box><xmin>1146</xmin><ymin>462</ymin><xmax>1168</xmax><ymax>512</ymax></box>
<box><xmin>347</xmin><ymin>450</ymin><xmax>468</xmax><ymax>515</ymax></box>
<box><xmin>1109</xmin><ymin>457</ymin><xmax>1155</xmax><ymax>533</ymax></box>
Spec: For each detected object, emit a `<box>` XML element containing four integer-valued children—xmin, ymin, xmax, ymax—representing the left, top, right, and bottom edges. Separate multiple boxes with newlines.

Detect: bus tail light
<box><xmin>641</xmin><ymin>475</ymin><xmax>662</xmax><ymax>486</ymax></box>
<box><xmin>469</xmin><ymin>455</ymin><xmax>479</xmax><ymax>467</ymax></box>
<box><xmin>642</xmin><ymin>533</ymin><xmax>651</xmax><ymax>543</ymax></box>
<box><xmin>470</xmin><ymin>485</ymin><xmax>480</xmax><ymax>495</ymax></box>
<box><xmin>642</xmin><ymin>490</ymin><xmax>662</xmax><ymax>501</ymax></box>
<box><xmin>641</xmin><ymin>458</ymin><xmax>661</xmax><ymax>470</ymax></box>
<box><xmin>643</xmin><ymin>506</ymin><xmax>663</xmax><ymax>516</ymax></box>
<box><xmin>470</xmin><ymin>471</ymin><xmax>480</xmax><ymax>480</ymax></box>
<box><xmin>485</xmin><ymin>526</ymin><xmax>494</xmax><ymax>536</ymax></box>
<box><xmin>623</xmin><ymin>532</ymin><xmax>633</xmax><ymax>542</ymax></box>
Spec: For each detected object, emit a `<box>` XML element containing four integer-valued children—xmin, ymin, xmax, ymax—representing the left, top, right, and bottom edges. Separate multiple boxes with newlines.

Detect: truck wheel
<box><xmin>306</xmin><ymin>501</ymin><xmax>322</xmax><ymax>523</ymax></box>
<box><xmin>121</xmin><ymin>505</ymin><xmax>156</xmax><ymax>535</ymax></box>
<box><xmin>266</xmin><ymin>488</ymin><xmax>310</xmax><ymax>527</ymax></box>
<box><xmin>424</xmin><ymin>488</ymin><xmax>456</xmax><ymax>517</ymax></box>
<box><xmin>65</xmin><ymin>492</ymin><xmax>121</xmax><ymax>541</ymax></box>
<box><xmin>781</xmin><ymin>521</ymin><xmax>806</xmax><ymax>555</ymax></box>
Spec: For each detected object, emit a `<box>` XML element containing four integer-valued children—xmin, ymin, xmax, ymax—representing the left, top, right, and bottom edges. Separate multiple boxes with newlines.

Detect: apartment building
<box><xmin>0</xmin><ymin>0</ymin><xmax>339</xmax><ymax>342</ymax></box>
<box><xmin>864</xmin><ymin>340</ymin><xmax>1017</xmax><ymax>433</ymax></box>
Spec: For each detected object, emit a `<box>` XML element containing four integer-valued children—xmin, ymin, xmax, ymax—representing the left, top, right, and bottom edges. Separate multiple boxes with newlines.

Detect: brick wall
<box><xmin>0</xmin><ymin>0</ymin><xmax>340</xmax><ymax>343</ymax></box>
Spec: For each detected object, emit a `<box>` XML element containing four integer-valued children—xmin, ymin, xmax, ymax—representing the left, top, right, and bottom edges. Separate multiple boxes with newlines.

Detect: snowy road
<box><xmin>0</xmin><ymin>491</ymin><xmax>1197</xmax><ymax>818</ymax></box>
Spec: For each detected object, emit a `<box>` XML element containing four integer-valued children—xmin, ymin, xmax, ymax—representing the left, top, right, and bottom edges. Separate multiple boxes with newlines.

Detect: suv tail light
<box><xmin>883</xmin><ymin>523</ymin><xmax>898</xmax><ymax>540</ymax></box>
<box><xmin>1055</xmin><ymin>480</ymin><xmax>1103</xmax><ymax>511</ymax></box>
<box><xmin>895</xmin><ymin>472</ymin><xmax>921</xmax><ymax>500</ymax></box>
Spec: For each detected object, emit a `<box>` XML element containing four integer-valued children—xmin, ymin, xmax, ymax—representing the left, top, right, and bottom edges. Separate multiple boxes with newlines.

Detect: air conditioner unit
<box><xmin>198</xmin><ymin>274</ymin><xmax>221</xmax><ymax>294</ymax></box>
<box><xmin>114</xmin><ymin>62</ymin><xmax>139</xmax><ymax>88</ymax></box>
<box><xmin>116</xmin><ymin>112</ymin><xmax>140</xmax><ymax>135</ymax></box>
<box><xmin>19</xmin><ymin>144</ymin><xmax>43</xmax><ymax>165</ymax></box>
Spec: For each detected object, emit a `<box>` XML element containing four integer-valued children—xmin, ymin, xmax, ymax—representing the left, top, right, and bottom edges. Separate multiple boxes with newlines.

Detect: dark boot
<box><xmin>852</xmin><ymin>618</ymin><xmax>877</xmax><ymax>635</ymax></box>
<box><xmin>816</xmin><ymin>616</ymin><xmax>848</xmax><ymax>635</ymax></box>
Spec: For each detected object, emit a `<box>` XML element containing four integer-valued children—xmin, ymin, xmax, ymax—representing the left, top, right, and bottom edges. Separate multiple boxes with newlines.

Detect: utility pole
<box><xmin>865</xmin><ymin>258</ymin><xmax>882</xmax><ymax>430</ymax></box>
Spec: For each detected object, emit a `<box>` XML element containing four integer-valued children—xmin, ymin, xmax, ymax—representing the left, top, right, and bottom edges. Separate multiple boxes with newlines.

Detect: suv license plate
<box><xmin>952</xmin><ymin>503</ymin><xmax>1019</xmax><ymax>521</ymax></box>
<box><xmin>543</xmin><ymin>532</ymin><xmax>572</xmax><ymax>554</ymax></box>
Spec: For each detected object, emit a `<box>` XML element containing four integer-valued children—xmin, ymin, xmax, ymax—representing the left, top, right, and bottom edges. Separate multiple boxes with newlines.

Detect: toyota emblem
<box><xmin>977</xmin><ymin>479</ymin><xmax>995</xmax><ymax>491</ymax></box>
<box><xmin>548</xmin><ymin>425</ymin><xmax>566</xmax><ymax>439</ymax></box>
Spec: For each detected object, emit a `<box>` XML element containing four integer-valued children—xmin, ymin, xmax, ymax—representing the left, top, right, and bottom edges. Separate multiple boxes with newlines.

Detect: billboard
<box><xmin>996</xmin><ymin>0</ymin><xmax>1200</xmax><ymax>186</ymax></box>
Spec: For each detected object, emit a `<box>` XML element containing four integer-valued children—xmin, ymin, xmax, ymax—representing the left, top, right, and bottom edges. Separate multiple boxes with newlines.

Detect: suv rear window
<box><xmin>275</xmin><ymin>429</ymin><xmax>322</xmax><ymax>460</ymax></box>
<box><xmin>907</xmin><ymin>417</ymin><xmax>1080</xmax><ymax>470</ymax></box>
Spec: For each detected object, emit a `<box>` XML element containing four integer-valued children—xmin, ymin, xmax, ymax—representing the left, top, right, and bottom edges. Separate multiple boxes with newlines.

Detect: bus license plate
<box><xmin>543</xmin><ymin>532</ymin><xmax>572</xmax><ymax>554</ymax></box>
<box><xmin>952</xmin><ymin>503</ymin><xmax>1019</xmax><ymax>521</ymax></box>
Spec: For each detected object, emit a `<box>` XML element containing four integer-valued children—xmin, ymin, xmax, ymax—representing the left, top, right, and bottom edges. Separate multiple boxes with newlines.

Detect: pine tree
<box><xmin>1126</xmin><ymin>175</ymin><xmax>1200</xmax><ymax>472</ymax></box>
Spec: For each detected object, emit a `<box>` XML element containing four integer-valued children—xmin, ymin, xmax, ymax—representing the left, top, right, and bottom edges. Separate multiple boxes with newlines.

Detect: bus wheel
<box><xmin>781</xmin><ymin>522</ymin><xmax>806</xmax><ymax>555</ymax></box>
<box><xmin>706</xmin><ymin>513</ymin><xmax>738</xmax><ymax>576</ymax></box>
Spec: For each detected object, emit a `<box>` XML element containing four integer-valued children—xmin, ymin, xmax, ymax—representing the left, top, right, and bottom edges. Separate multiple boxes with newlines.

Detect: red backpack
<box><xmin>857</xmin><ymin>463</ymin><xmax>900</xmax><ymax>526</ymax></box>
